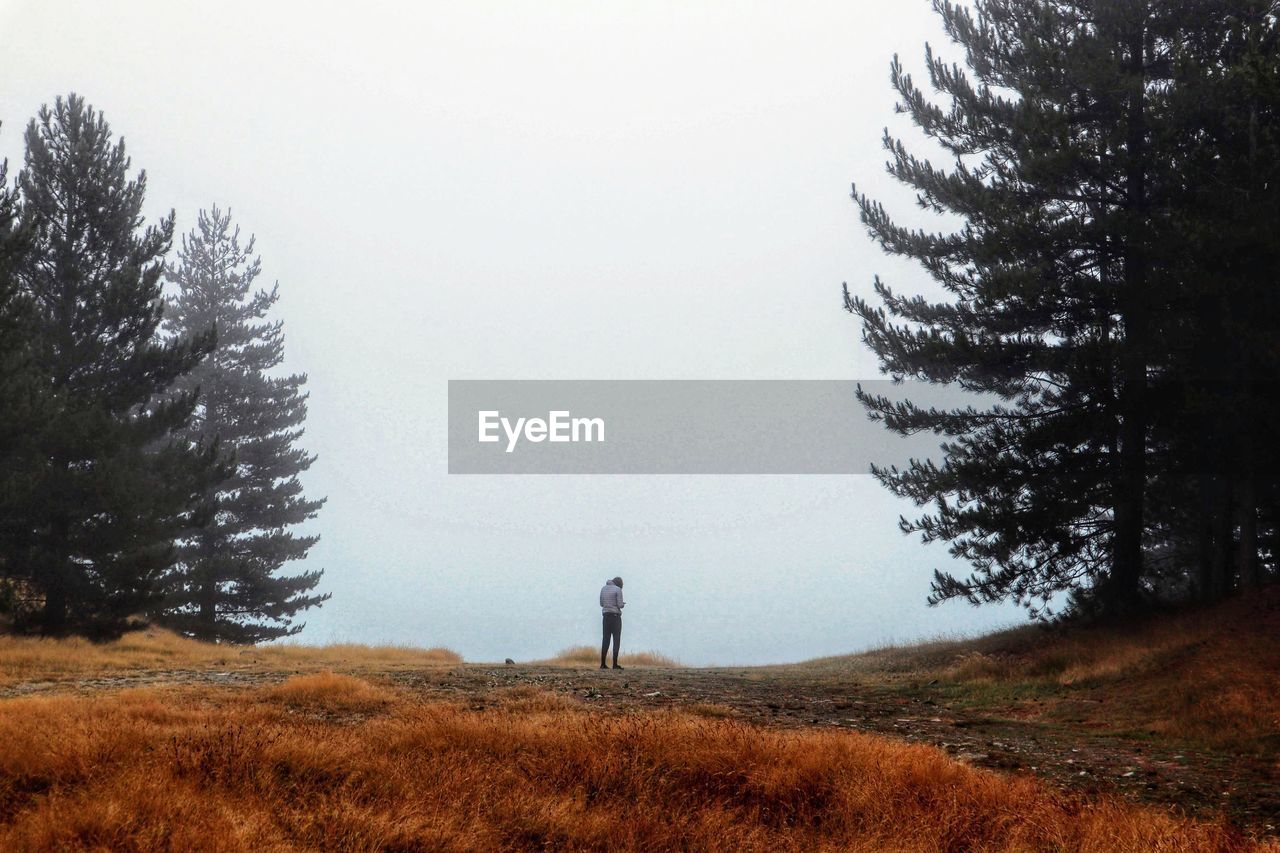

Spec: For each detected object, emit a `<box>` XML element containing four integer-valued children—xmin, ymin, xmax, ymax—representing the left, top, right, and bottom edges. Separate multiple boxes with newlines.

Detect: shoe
<box><xmin>612</xmin><ymin>664</ymin><xmax>624</xmax><ymax>670</ymax></box>
<box><xmin>600</xmin><ymin>664</ymin><xmax>607</xmax><ymax>669</ymax></box>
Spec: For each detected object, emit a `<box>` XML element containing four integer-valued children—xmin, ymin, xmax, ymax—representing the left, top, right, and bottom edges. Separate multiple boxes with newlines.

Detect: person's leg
<box><xmin>601</xmin><ymin>614</ymin><xmax>610</xmax><ymax>668</ymax></box>
<box><xmin>611</xmin><ymin>617</ymin><xmax>622</xmax><ymax>667</ymax></box>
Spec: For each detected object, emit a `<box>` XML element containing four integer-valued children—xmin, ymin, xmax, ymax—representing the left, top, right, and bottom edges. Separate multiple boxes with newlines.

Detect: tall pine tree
<box><xmin>16</xmin><ymin>94</ymin><xmax>216</xmax><ymax>637</ymax></box>
<box><xmin>845</xmin><ymin>1</ymin><xmax>1209</xmax><ymax>616</ymax></box>
<box><xmin>0</xmin><ymin>129</ymin><xmax>41</xmax><ymax>619</ymax></box>
<box><xmin>1151</xmin><ymin>3</ymin><xmax>1280</xmax><ymax>601</ymax></box>
<box><xmin>157</xmin><ymin>207</ymin><xmax>327</xmax><ymax>643</ymax></box>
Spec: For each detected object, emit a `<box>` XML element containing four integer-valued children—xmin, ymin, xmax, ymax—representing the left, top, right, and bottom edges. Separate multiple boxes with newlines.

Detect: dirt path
<box><xmin>5</xmin><ymin>663</ymin><xmax>1277</xmax><ymax>837</ymax></box>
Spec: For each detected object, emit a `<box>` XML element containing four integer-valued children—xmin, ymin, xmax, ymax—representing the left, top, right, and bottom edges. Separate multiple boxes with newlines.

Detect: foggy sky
<box><xmin>0</xmin><ymin>1</ymin><xmax>1022</xmax><ymax>663</ymax></box>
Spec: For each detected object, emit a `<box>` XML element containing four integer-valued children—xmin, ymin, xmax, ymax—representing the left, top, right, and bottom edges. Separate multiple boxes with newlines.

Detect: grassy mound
<box><xmin>535</xmin><ymin>645</ymin><xmax>680</xmax><ymax>667</ymax></box>
<box><xmin>0</xmin><ymin>628</ymin><xmax>461</xmax><ymax>685</ymax></box>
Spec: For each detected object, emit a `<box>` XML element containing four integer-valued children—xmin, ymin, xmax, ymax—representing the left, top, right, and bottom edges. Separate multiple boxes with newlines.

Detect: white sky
<box><xmin>0</xmin><ymin>0</ymin><xmax>1022</xmax><ymax>663</ymax></box>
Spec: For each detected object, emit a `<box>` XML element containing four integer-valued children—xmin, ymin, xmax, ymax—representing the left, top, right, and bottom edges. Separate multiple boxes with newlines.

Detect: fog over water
<box><xmin>0</xmin><ymin>1</ymin><xmax>1023</xmax><ymax>664</ymax></box>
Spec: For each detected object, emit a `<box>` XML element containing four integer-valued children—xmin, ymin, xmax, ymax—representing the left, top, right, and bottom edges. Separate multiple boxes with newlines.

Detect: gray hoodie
<box><xmin>599</xmin><ymin>579</ymin><xmax>625</xmax><ymax>615</ymax></box>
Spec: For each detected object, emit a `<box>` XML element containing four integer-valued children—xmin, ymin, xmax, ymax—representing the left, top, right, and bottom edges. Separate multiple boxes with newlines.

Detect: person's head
<box><xmin>612</xmin><ymin>576</ymin><xmax>624</xmax><ymax>588</ymax></box>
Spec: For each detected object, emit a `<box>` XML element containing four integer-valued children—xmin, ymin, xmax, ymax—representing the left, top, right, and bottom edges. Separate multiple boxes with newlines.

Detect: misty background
<box><xmin>0</xmin><ymin>1</ymin><xmax>1022</xmax><ymax>663</ymax></box>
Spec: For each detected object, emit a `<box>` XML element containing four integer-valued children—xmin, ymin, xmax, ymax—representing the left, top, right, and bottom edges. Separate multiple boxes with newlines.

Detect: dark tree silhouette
<box><xmin>15</xmin><ymin>94</ymin><xmax>215</xmax><ymax>637</ymax></box>
<box><xmin>845</xmin><ymin>1</ymin><xmax>1225</xmax><ymax>616</ymax></box>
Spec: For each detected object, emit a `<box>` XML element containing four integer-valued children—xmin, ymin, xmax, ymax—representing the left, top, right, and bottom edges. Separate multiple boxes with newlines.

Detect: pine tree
<box><xmin>844</xmin><ymin>1</ymin><xmax>1206</xmax><ymax>616</ymax></box>
<box><xmin>15</xmin><ymin>94</ymin><xmax>216</xmax><ymax>638</ymax></box>
<box><xmin>1152</xmin><ymin>3</ymin><xmax>1280</xmax><ymax>601</ymax></box>
<box><xmin>0</xmin><ymin>133</ymin><xmax>42</xmax><ymax>618</ymax></box>
<box><xmin>157</xmin><ymin>207</ymin><xmax>327</xmax><ymax>643</ymax></box>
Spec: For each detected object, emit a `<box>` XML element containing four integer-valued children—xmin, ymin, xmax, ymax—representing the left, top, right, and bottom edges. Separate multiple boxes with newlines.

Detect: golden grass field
<box><xmin>0</xmin><ymin>593</ymin><xmax>1277</xmax><ymax>850</ymax></box>
<box><xmin>0</xmin><ymin>673</ymin><xmax>1263</xmax><ymax>852</ymax></box>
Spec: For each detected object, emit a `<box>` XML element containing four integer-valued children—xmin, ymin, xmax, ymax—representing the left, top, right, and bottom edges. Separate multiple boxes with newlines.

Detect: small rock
<box><xmin>504</xmin><ymin>658</ymin><xmax>514</xmax><ymax>665</ymax></box>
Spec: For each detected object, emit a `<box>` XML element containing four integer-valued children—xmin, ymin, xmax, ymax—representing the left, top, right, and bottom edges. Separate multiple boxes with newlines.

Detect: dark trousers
<box><xmin>601</xmin><ymin>612</ymin><xmax>622</xmax><ymax>665</ymax></box>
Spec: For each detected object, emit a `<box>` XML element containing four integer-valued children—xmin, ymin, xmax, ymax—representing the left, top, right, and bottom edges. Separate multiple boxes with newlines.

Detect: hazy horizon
<box><xmin>0</xmin><ymin>0</ymin><xmax>1026</xmax><ymax>664</ymax></box>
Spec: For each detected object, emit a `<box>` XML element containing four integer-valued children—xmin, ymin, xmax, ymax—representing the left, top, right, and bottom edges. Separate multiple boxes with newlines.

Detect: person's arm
<box><xmin>618</xmin><ymin>588</ymin><xmax>625</xmax><ymax>609</ymax></box>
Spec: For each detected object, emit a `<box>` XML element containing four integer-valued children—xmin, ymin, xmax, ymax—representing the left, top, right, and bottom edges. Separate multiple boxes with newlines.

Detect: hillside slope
<box><xmin>803</xmin><ymin>588</ymin><xmax>1280</xmax><ymax>754</ymax></box>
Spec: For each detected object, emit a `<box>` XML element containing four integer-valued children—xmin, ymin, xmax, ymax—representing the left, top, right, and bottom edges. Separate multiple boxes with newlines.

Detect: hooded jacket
<box><xmin>599</xmin><ymin>579</ymin><xmax>625</xmax><ymax>615</ymax></box>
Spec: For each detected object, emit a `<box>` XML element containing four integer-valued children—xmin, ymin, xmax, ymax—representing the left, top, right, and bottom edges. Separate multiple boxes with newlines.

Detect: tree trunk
<box><xmin>1196</xmin><ymin>475</ymin><xmax>1215</xmax><ymax>601</ymax></box>
<box><xmin>1235</xmin><ymin>446</ymin><xmax>1259</xmax><ymax>590</ymax></box>
<box><xmin>197</xmin><ymin>528</ymin><xmax>218</xmax><ymax>642</ymax></box>
<box><xmin>1112</xmin><ymin>24</ymin><xmax>1149</xmax><ymax>614</ymax></box>
<box><xmin>41</xmin><ymin>571</ymin><xmax>67</xmax><ymax>635</ymax></box>
<box><xmin>40</xmin><ymin>517</ymin><xmax>69</xmax><ymax>635</ymax></box>
<box><xmin>1210</xmin><ymin>476</ymin><xmax>1233</xmax><ymax>601</ymax></box>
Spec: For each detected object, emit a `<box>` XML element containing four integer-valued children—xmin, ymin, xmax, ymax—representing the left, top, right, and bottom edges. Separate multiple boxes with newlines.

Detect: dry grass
<box><xmin>803</xmin><ymin>589</ymin><xmax>1280</xmax><ymax>752</ymax></box>
<box><xmin>490</xmin><ymin>684</ymin><xmax>580</xmax><ymax>714</ymax></box>
<box><xmin>941</xmin><ymin>614</ymin><xmax>1223</xmax><ymax>684</ymax></box>
<box><xmin>0</xmin><ymin>628</ymin><xmax>460</xmax><ymax>685</ymax></box>
<box><xmin>535</xmin><ymin>645</ymin><xmax>680</xmax><ymax>668</ymax></box>
<box><xmin>0</xmin><ymin>681</ymin><xmax>1262</xmax><ymax>852</ymax></box>
<box><xmin>937</xmin><ymin>595</ymin><xmax>1280</xmax><ymax>749</ymax></box>
<box><xmin>260</xmin><ymin>673</ymin><xmax>396</xmax><ymax>713</ymax></box>
<box><xmin>265</xmin><ymin>642</ymin><xmax>461</xmax><ymax>667</ymax></box>
<box><xmin>685</xmin><ymin>702</ymin><xmax>738</xmax><ymax>719</ymax></box>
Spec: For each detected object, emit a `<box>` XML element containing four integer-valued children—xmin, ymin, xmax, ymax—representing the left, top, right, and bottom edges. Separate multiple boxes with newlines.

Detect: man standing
<box><xmin>599</xmin><ymin>576</ymin><xmax>625</xmax><ymax>669</ymax></box>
